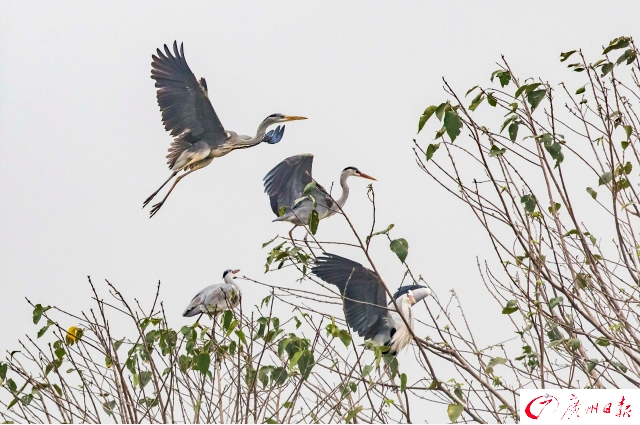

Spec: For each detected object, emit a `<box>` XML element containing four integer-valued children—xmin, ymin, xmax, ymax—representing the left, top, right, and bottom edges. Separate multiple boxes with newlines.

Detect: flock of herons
<box><xmin>145</xmin><ymin>42</ymin><xmax>431</xmax><ymax>355</ymax></box>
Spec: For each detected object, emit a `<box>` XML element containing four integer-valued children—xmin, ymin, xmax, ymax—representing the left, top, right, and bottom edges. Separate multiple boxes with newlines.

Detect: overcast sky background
<box><xmin>1</xmin><ymin>2</ymin><xmax>640</xmax><ymax>418</ymax></box>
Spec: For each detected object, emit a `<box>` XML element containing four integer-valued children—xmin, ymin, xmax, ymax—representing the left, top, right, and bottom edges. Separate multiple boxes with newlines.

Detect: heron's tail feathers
<box><xmin>182</xmin><ymin>307</ymin><xmax>201</xmax><ymax>317</ymax></box>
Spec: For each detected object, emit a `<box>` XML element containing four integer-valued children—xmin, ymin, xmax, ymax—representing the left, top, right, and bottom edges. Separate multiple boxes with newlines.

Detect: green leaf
<box><xmin>489</xmin><ymin>145</ymin><xmax>506</xmax><ymax>157</ymax></box>
<box><xmin>575</xmin><ymin>85</ymin><xmax>586</xmax><ymax>95</ymax></box>
<box><xmin>426</xmin><ymin>143</ymin><xmax>440</xmax><ymax>161</ymax></box>
<box><xmin>362</xmin><ymin>365</ymin><xmax>373</xmax><ymax>377</ymax></box>
<box><xmin>527</xmin><ymin>89</ymin><xmax>546</xmax><ymax>111</ymax></box>
<box><xmin>486</xmin><ymin>357</ymin><xmax>507</xmax><ymax>374</ymax></box>
<box><xmin>271</xmin><ymin>367</ymin><xmax>288</xmax><ymax>386</ymax></box>
<box><xmin>345</xmin><ymin>406</ymin><xmax>363</xmax><ymax>424</ymax></box>
<box><xmin>612</xmin><ymin>361</ymin><xmax>628</xmax><ymax>373</ymax></box>
<box><xmin>520</xmin><ymin>194</ymin><xmax>537</xmax><ymax>213</ymax></box>
<box><xmin>547</xmin><ymin>327</ymin><xmax>563</xmax><ymax>342</ymax></box>
<box><xmin>514</xmin><ymin>85</ymin><xmax>528</xmax><ymax>99</ymax></box>
<box><xmin>138</xmin><ymin>371</ymin><xmax>152</xmax><ymax>389</ymax></box>
<box><xmin>508</xmin><ymin>122</ymin><xmax>519</xmax><ymax>142</ymax></box>
<box><xmin>560</xmin><ymin>50</ymin><xmax>576</xmax><ymax>62</ymax></box>
<box><xmin>303</xmin><ymin>181</ymin><xmax>316</xmax><ymax>194</ymax></box>
<box><xmin>487</xmin><ymin>93</ymin><xmax>497</xmax><ymax>106</ymax></box>
<box><xmin>500</xmin><ymin>115</ymin><xmax>516</xmax><ymax>133</ymax></box>
<box><xmin>289</xmin><ymin>350</ymin><xmax>304</xmax><ymax>369</ymax></box>
<box><xmin>53</xmin><ymin>383</ymin><xmax>62</xmax><ymax>397</ymax></box>
<box><xmin>566</xmin><ymin>338</ymin><xmax>581</xmax><ymax>351</ymax></box>
<box><xmin>298</xmin><ymin>350</ymin><xmax>315</xmax><ymax>380</ymax></box>
<box><xmin>586</xmin><ymin>187</ymin><xmax>597</xmax><ymax>200</ymax></box>
<box><xmin>262</xmin><ymin>235</ymin><xmax>278</xmax><ymax>248</ymax></box>
<box><xmin>587</xmin><ymin>359</ymin><xmax>598</xmax><ymax>373</ymax></box>
<box><xmin>502</xmin><ymin>300</ymin><xmax>518</xmax><ymax>315</ymax></box>
<box><xmin>447</xmin><ymin>403</ymin><xmax>464</xmax><ymax>422</ymax></box>
<box><xmin>418</xmin><ymin>106</ymin><xmax>437</xmax><ymax>133</ymax></box>
<box><xmin>400</xmin><ymin>373</ymin><xmax>407</xmax><ymax>392</ymax></box>
<box><xmin>624</xmin><ymin>125</ymin><xmax>633</xmax><ymax>140</ymax></box>
<box><xmin>309</xmin><ymin>209</ymin><xmax>319</xmax><ymax>235</ymax></box>
<box><xmin>549</xmin><ymin>297</ymin><xmax>563</xmax><ymax>310</ymax></box>
<box><xmin>435</xmin><ymin>103</ymin><xmax>449</xmax><ymax>121</ymax></box>
<box><xmin>601</xmin><ymin>62</ymin><xmax>614</xmax><ymax>77</ymax></box>
<box><xmin>465</xmin><ymin>85</ymin><xmax>478</xmax><ymax>96</ymax></box>
<box><xmin>540</xmin><ymin>133</ymin><xmax>564</xmax><ymax>167</ymax></box>
<box><xmin>105</xmin><ymin>356</ymin><xmax>113</xmax><ymax>368</ymax></box>
<box><xmin>548</xmin><ymin>202</ymin><xmax>561</xmax><ymax>214</ymax></box>
<box><xmin>103</xmin><ymin>400</ymin><xmax>117</xmax><ymax>417</ymax></box>
<box><xmin>469</xmin><ymin>92</ymin><xmax>484</xmax><ymax>111</ymax></box>
<box><xmin>434</xmin><ymin>126</ymin><xmax>447</xmax><ymax>139</ymax></box>
<box><xmin>32</xmin><ymin>304</ymin><xmax>50</xmax><ymax>325</ymax></box>
<box><xmin>223</xmin><ymin>310</ymin><xmax>233</xmax><ymax>331</ymax></box>
<box><xmin>596</xmin><ymin>337</ymin><xmax>610</xmax><ymax>347</ymax></box>
<box><xmin>0</xmin><ymin>363</ymin><xmax>7</xmax><ymax>381</ymax></box>
<box><xmin>338</xmin><ymin>330</ymin><xmax>351</xmax><ymax>347</ymax></box>
<box><xmin>390</xmin><ymin>238</ymin><xmax>409</xmax><ymax>263</ymax></box>
<box><xmin>444</xmin><ymin>110</ymin><xmax>463</xmax><ymax>142</ymax></box>
<box><xmin>598</xmin><ymin>172</ymin><xmax>613</xmax><ymax>186</ymax></box>
<box><xmin>603</xmin><ymin>37</ymin><xmax>630</xmax><ymax>54</ymax></box>
<box><xmin>491</xmin><ymin>70</ymin><xmax>511</xmax><ymax>87</ymax></box>
<box><xmin>37</xmin><ymin>320</ymin><xmax>54</xmax><ymax>339</ymax></box>
<box><xmin>194</xmin><ymin>353</ymin><xmax>210</xmax><ymax>375</ymax></box>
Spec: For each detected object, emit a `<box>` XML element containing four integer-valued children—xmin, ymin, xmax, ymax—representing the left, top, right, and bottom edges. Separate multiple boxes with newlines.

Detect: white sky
<box><xmin>1</xmin><ymin>1</ymin><xmax>640</xmax><ymax>406</ymax></box>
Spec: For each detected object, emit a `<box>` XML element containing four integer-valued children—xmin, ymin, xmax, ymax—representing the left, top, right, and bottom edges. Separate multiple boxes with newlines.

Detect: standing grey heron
<box><xmin>183</xmin><ymin>269</ymin><xmax>242</xmax><ymax>318</ymax></box>
<box><xmin>143</xmin><ymin>41</ymin><xmax>307</xmax><ymax>217</ymax></box>
<box><xmin>263</xmin><ymin>154</ymin><xmax>376</xmax><ymax>240</ymax></box>
<box><xmin>311</xmin><ymin>253</ymin><xmax>431</xmax><ymax>354</ymax></box>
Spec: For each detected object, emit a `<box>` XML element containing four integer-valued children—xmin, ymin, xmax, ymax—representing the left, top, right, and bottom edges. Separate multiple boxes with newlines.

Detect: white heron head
<box><xmin>222</xmin><ymin>269</ymin><xmax>240</xmax><ymax>281</ymax></box>
<box><xmin>263</xmin><ymin>113</ymin><xmax>307</xmax><ymax>125</ymax></box>
<box><xmin>341</xmin><ymin>166</ymin><xmax>377</xmax><ymax>181</ymax></box>
<box><xmin>406</xmin><ymin>290</ymin><xmax>417</xmax><ymax>305</ymax></box>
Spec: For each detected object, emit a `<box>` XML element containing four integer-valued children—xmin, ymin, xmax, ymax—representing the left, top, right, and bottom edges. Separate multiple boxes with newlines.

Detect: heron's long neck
<box><xmin>238</xmin><ymin>120</ymin><xmax>271</xmax><ymax>148</ymax></box>
<box><xmin>336</xmin><ymin>172</ymin><xmax>350</xmax><ymax>209</ymax></box>
<box><xmin>224</xmin><ymin>276</ymin><xmax>240</xmax><ymax>291</ymax></box>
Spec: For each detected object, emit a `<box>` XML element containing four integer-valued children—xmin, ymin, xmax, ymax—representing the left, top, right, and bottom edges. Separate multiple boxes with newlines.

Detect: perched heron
<box><xmin>311</xmin><ymin>253</ymin><xmax>431</xmax><ymax>354</ymax></box>
<box><xmin>263</xmin><ymin>154</ymin><xmax>376</xmax><ymax>240</ymax></box>
<box><xmin>143</xmin><ymin>41</ymin><xmax>307</xmax><ymax>217</ymax></box>
<box><xmin>183</xmin><ymin>269</ymin><xmax>242</xmax><ymax>318</ymax></box>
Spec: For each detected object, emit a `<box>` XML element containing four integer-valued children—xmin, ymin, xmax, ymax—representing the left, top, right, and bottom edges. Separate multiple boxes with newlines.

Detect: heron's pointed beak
<box><xmin>357</xmin><ymin>172</ymin><xmax>377</xmax><ymax>181</ymax></box>
<box><xmin>232</xmin><ymin>269</ymin><xmax>240</xmax><ymax>275</ymax></box>
<box><xmin>408</xmin><ymin>294</ymin><xmax>416</xmax><ymax>304</ymax></box>
<box><xmin>283</xmin><ymin>115</ymin><xmax>307</xmax><ymax>121</ymax></box>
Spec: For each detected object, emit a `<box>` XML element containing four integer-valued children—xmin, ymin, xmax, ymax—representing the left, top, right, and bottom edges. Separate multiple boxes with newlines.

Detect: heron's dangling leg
<box><xmin>288</xmin><ymin>225</ymin><xmax>298</xmax><ymax>246</ymax></box>
<box><xmin>303</xmin><ymin>230</ymin><xmax>316</xmax><ymax>259</ymax></box>
<box><xmin>143</xmin><ymin>170</ymin><xmax>178</xmax><ymax>208</ymax></box>
<box><xmin>149</xmin><ymin>168</ymin><xmax>198</xmax><ymax>218</ymax></box>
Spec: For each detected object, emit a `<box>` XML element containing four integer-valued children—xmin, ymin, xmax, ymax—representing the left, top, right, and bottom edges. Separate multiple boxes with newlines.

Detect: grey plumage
<box><xmin>183</xmin><ymin>269</ymin><xmax>242</xmax><ymax>318</ymax></box>
<box><xmin>143</xmin><ymin>41</ymin><xmax>306</xmax><ymax>217</ymax></box>
<box><xmin>311</xmin><ymin>253</ymin><xmax>431</xmax><ymax>354</ymax></box>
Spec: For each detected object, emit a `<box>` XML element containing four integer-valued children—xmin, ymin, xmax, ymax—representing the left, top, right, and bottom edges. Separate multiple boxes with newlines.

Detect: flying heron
<box><xmin>183</xmin><ymin>269</ymin><xmax>242</xmax><ymax>318</ymax></box>
<box><xmin>143</xmin><ymin>42</ymin><xmax>307</xmax><ymax>217</ymax></box>
<box><xmin>263</xmin><ymin>154</ymin><xmax>376</xmax><ymax>240</ymax></box>
<box><xmin>311</xmin><ymin>253</ymin><xmax>431</xmax><ymax>354</ymax></box>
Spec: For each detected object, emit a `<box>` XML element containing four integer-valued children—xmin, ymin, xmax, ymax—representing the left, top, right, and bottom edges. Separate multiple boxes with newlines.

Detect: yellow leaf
<box><xmin>66</xmin><ymin>326</ymin><xmax>82</xmax><ymax>345</ymax></box>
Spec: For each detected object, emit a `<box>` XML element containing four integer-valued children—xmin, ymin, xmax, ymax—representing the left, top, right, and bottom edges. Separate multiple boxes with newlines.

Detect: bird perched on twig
<box><xmin>183</xmin><ymin>269</ymin><xmax>242</xmax><ymax>318</ymax></box>
<box><xmin>263</xmin><ymin>154</ymin><xmax>376</xmax><ymax>241</ymax></box>
<box><xmin>143</xmin><ymin>41</ymin><xmax>307</xmax><ymax>217</ymax></box>
<box><xmin>312</xmin><ymin>253</ymin><xmax>431</xmax><ymax>354</ymax></box>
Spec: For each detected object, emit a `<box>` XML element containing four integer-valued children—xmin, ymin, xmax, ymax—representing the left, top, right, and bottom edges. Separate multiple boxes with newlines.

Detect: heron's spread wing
<box><xmin>263</xmin><ymin>154</ymin><xmax>314</xmax><ymax>216</ymax></box>
<box><xmin>311</xmin><ymin>253</ymin><xmax>389</xmax><ymax>339</ymax></box>
<box><xmin>151</xmin><ymin>41</ymin><xmax>227</xmax><ymax>148</ymax></box>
